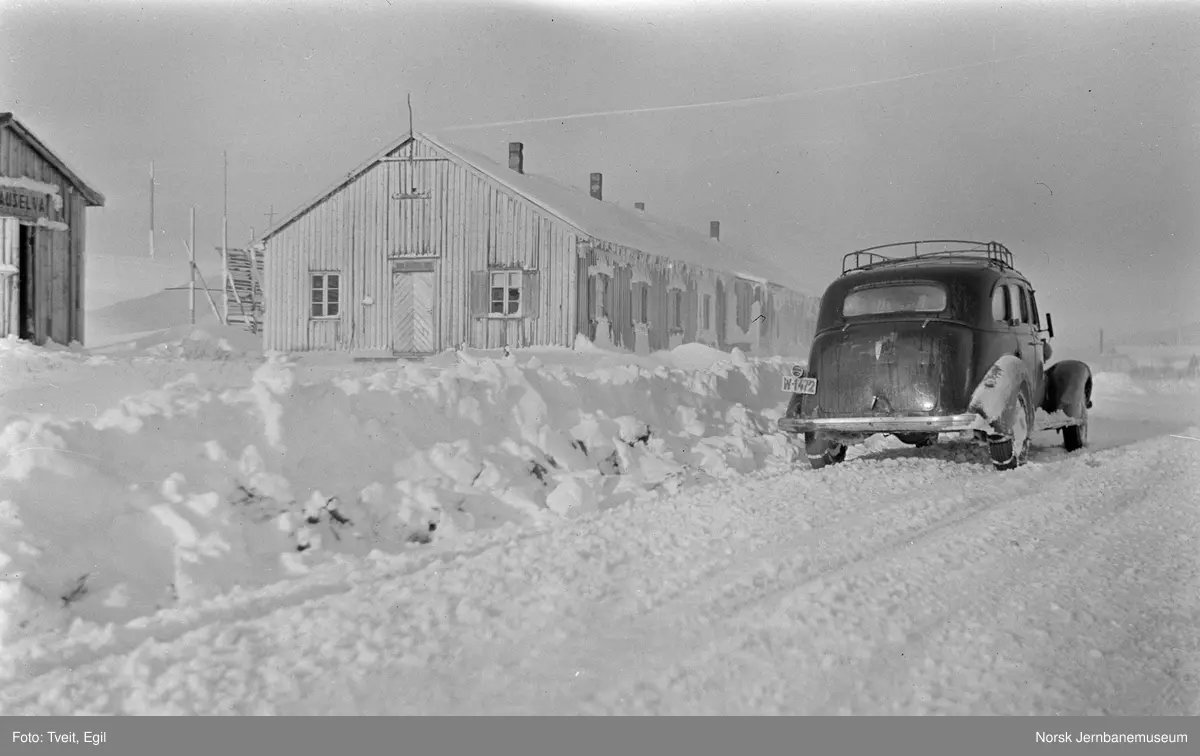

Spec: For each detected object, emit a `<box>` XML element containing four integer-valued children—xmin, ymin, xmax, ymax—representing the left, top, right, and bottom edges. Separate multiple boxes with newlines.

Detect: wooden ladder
<box><xmin>222</xmin><ymin>247</ymin><xmax>265</xmax><ymax>333</ymax></box>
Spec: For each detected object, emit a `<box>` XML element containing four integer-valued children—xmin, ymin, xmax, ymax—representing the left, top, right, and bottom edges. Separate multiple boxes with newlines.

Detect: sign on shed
<box><xmin>0</xmin><ymin>186</ymin><xmax>54</xmax><ymax>222</ymax></box>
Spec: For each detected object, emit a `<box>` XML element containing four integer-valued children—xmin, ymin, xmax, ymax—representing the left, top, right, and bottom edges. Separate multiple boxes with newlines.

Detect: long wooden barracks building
<box><xmin>254</xmin><ymin>131</ymin><xmax>818</xmax><ymax>358</ymax></box>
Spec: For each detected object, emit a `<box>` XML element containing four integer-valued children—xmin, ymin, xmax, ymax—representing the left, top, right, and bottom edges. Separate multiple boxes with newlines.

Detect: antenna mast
<box><xmin>223</xmin><ymin>150</ymin><xmax>229</xmax><ymax>324</ymax></box>
<box><xmin>408</xmin><ymin>93</ymin><xmax>414</xmax><ymax>135</ymax></box>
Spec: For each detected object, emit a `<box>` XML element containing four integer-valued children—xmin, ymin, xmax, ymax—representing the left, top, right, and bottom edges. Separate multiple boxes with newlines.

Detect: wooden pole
<box><xmin>184</xmin><ymin>239</ymin><xmax>223</xmax><ymax>324</ymax></box>
<box><xmin>190</xmin><ymin>207</ymin><xmax>196</xmax><ymax>326</ymax></box>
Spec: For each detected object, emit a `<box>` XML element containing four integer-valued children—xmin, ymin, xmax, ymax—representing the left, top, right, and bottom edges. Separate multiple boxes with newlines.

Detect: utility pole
<box><xmin>264</xmin><ymin>205</ymin><xmax>275</xmax><ymax>229</ymax></box>
<box><xmin>223</xmin><ymin>150</ymin><xmax>229</xmax><ymax>324</ymax></box>
<box><xmin>149</xmin><ymin>161</ymin><xmax>156</xmax><ymax>259</ymax></box>
<box><xmin>190</xmin><ymin>207</ymin><xmax>197</xmax><ymax>326</ymax></box>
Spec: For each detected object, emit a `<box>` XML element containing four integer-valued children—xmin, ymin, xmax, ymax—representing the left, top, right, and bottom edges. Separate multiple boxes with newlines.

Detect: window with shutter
<box><xmin>669</xmin><ymin>289</ymin><xmax>683</xmax><ymax>331</ymax></box>
<box><xmin>490</xmin><ymin>270</ymin><xmax>523</xmax><ymax>316</ymax></box>
<box><xmin>473</xmin><ymin>269</ymin><xmax>539</xmax><ymax>319</ymax></box>
<box><xmin>592</xmin><ymin>274</ymin><xmax>610</xmax><ymax>320</ymax></box>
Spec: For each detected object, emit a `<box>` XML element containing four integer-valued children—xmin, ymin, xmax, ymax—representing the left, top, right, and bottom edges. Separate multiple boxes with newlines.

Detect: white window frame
<box><xmin>310</xmin><ymin>271</ymin><xmax>341</xmax><ymax>319</ymax></box>
<box><xmin>489</xmin><ymin>269</ymin><xmax>523</xmax><ymax>318</ymax></box>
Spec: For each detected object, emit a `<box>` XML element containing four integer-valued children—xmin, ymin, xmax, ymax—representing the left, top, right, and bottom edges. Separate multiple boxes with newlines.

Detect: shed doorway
<box><xmin>18</xmin><ymin>224</ymin><xmax>35</xmax><ymax>340</ymax></box>
<box><xmin>0</xmin><ymin>218</ymin><xmax>35</xmax><ymax>341</ymax></box>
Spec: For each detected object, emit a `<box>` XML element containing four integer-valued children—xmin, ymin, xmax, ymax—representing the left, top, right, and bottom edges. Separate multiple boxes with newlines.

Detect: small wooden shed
<box><xmin>0</xmin><ymin>114</ymin><xmax>105</xmax><ymax>346</ymax></box>
<box><xmin>256</xmin><ymin>131</ymin><xmax>818</xmax><ymax>357</ymax></box>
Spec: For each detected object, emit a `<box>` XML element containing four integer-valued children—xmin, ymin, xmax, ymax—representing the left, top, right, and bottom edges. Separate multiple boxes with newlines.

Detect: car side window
<box><xmin>1005</xmin><ymin>284</ymin><xmax>1023</xmax><ymax>324</ymax></box>
<box><xmin>1017</xmin><ymin>286</ymin><xmax>1030</xmax><ymax>324</ymax></box>
<box><xmin>991</xmin><ymin>284</ymin><xmax>1010</xmax><ymax>322</ymax></box>
<box><xmin>1028</xmin><ymin>289</ymin><xmax>1041</xmax><ymax>328</ymax></box>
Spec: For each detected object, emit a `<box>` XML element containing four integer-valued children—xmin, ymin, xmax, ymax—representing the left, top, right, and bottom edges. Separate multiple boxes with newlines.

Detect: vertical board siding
<box><xmin>34</xmin><ymin>229</ymin><xmax>51</xmax><ymax>344</ymax></box>
<box><xmin>49</xmin><ymin>228</ymin><xmax>68</xmax><ymax>345</ymax></box>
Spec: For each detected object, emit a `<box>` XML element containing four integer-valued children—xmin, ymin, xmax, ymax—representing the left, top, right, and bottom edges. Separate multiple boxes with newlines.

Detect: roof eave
<box><xmin>0</xmin><ymin>113</ymin><xmax>105</xmax><ymax>207</ymax></box>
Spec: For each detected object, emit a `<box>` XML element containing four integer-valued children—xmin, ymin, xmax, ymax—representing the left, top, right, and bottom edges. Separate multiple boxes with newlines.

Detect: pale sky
<box><xmin>1</xmin><ymin>0</ymin><xmax>1196</xmax><ymax>344</ymax></box>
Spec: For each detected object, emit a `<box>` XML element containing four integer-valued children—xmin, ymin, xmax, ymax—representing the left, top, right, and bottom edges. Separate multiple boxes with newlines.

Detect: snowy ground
<box><xmin>1</xmin><ymin>328</ymin><xmax>1198</xmax><ymax>715</ymax></box>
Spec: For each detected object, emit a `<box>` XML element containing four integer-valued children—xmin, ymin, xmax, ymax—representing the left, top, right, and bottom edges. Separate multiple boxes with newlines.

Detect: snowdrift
<box><xmin>0</xmin><ymin>335</ymin><xmax>800</xmax><ymax>649</ymax></box>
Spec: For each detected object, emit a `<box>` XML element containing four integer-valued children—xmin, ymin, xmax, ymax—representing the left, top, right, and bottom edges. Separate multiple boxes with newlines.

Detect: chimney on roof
<box><xmin>634</xmin><ymin>202</ymin><xmax>645</xmax><ymax>212</ymax></box>
<box><xmin>508</xmin><ymin>142</ymin><xmax>524</xmax><ymax>174</ymax></box>
<box><xmin>710</xmin><ymin>221</ymin><xmax>720</xmax><ymax>241</ymax></box>
<box><xmin>590</xmin><ymin>173</ymin><xmax>603</xmax><ymax>201</ymax></box>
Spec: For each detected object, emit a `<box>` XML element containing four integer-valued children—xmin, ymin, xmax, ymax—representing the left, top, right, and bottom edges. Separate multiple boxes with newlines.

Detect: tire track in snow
<box><xmin>310</xmin><ymin>443</ymin><xmax>1059</xmax><ymax>714</ymax></box>
<box><xmin>586</xmin><ymin>437</ymin><xmax>1197</xmax><ymax>715</ymax></box>
<box><xmin>0</xmin><ymin>521</ymin><xmax>559</xmax><ymax>696</ymax></box>
<box><xmin>804</xmin><ymin>447</ymin><xmax>1196</xmax><ymax>715</ymax></box>
<box><xmin>0</xmin><ymin>465</ymin><xmax>829</xmax><ymax>714</ymax></box>
<box><xmin>198</xmin><ymin>451</ymin><xmax>994</xmax><ymax>715</ymax></box>
<box><xmin>3</xmin><ymin>433</ymin><xmax>1192</xmax><ymax>715</ymax></box>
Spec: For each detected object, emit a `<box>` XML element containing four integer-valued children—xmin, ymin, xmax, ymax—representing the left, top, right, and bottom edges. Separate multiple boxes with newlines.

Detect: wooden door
<box><xmin>391</xmin><ymin>268</ymin><xmax>436</xmax><ymax>354</ymax></box>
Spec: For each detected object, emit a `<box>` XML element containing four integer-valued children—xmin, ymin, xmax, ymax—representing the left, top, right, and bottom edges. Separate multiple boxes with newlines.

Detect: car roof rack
<box><xmin>842</xmin><ymin>239</ymin><xmax>1014</xmax><ymax>275</ymax></box>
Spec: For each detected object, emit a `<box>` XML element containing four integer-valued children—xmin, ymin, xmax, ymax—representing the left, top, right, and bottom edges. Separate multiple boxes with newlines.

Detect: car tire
<box><xmin>988</xmin><ymin>385</ymin><xmax>1033</xmax><ymax>471</ymax></box>
<box><xmin>805</xmin><ymin>432</ymin><xmax>847</xmax><ymax>470</ymax></box>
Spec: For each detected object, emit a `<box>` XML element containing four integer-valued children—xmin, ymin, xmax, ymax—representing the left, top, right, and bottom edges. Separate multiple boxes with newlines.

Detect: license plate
<box><xmin>782</xmin><ymin>376</ymin><xmax>817</xmax><ymax>394</ymax></box>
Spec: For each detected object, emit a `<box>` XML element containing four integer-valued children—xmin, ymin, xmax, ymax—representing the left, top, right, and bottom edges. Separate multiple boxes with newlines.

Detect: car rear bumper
<box><xmin>777</xmin><ymin>412</ymin><xmax>983</xmax><ymax>435</ymax></box>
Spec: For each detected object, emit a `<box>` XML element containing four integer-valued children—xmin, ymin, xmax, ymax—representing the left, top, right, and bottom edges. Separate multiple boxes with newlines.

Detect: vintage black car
<box><xmin>777</xmin><ymin>240</ymin><xmax>1093</xmax><ymax>471</ymax></box>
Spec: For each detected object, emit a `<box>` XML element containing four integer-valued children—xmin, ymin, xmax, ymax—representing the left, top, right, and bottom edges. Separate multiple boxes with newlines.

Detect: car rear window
<box><xmin>843</xmin><ymin>283</ymin><xmax>947</xmax><ymax>317</ymax></box>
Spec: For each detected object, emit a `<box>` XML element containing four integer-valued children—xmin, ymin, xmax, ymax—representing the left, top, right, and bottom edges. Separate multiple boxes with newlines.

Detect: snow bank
<box><xmin>0</xmin><ymin>342</ymin><xmax>801</xmax><ymax>648</ymax></box>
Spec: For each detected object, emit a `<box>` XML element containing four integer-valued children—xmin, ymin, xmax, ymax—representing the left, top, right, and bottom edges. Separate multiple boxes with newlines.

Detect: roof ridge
<box><xmin>261</xmin><ymin>129</ymin><xmax>810</xmax><ymax>295</ymax></box>
<box><xmin>422</xmin><ymin>133</ymin><xmax>808</xmax><ymax>293</ymax></box>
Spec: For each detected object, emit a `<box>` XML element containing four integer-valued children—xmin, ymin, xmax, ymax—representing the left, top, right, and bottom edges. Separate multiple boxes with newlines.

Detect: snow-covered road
<box><xmin>4</xmin><ymin>426</ymin><xmax>1197</xmax><ymax>715</ymax></box>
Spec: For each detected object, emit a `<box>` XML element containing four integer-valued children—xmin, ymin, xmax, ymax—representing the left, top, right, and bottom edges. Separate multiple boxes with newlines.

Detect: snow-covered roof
<box><xmin>261</xmin><ymin>131</ymin><xmax>809</xmax><ymax>295</ymax></box>
<box><xmin>422</xmin><ymin>134</ymin><xmax>808</xmax><ymax>294</ymax></box>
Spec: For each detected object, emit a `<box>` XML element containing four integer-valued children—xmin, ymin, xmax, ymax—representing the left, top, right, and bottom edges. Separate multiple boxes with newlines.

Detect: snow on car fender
<box><xmin>967</xmin><ymin>354</ymin><xmax>1028</xmax><ymax>436</ymax></box>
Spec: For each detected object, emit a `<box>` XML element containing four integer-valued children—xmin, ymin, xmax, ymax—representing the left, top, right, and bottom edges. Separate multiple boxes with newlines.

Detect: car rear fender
<box><xmin>967</xmin><ymin>354</ymin><xmax>1030</xmax><ymax>436</ymax></box>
